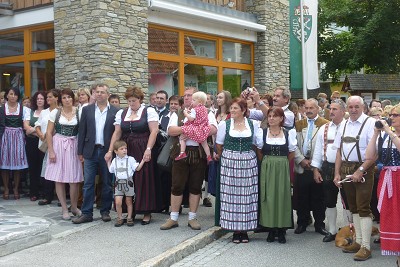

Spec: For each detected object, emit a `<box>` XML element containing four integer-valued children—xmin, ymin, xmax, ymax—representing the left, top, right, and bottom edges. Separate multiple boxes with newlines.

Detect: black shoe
<box><xmin>373</xmin><ymin>237</ymin><xmax>381</xmax><ymax>244</ymax></box>
<box><xmin>38</xmin><ymin>199</ymin><xmax>52</xmax><ymax>206</ymax></box>
<box><xmin>277</xmin><ymin>230</ymin><xmax>286</xmax><ymax>244</ymax></box>
<box><xmin>294</xmin><ymin>225</ymin><xmax>307</xmax><ymax>234</ymax></box>
<box><xmin>72</xmin><ymin>215</ymin><xmax>93</xmax><ymax>224</ymax></box>
<box><xmin>101</xmin><ymin>213</ymin><xmax>111</xmax><ymax>222</ymax></box>
<box><xmin>141</xmin><ymin>215</ymin><xmax>152</xmax><ymax>225</ymax></box>
<box><xmin>203</xmin><ymin>197</ymin><xmax>212</xmax><ymax>207</ymax></box>
<box><xmin>315</xmin><ymin>227</ymin><xmax>329</xmax><ymax>236</ymax></box>
<box><xmin>267</xmin><ymin>231</ymin><xmax>276</xmax><ymax>242</ymax></box>
<box><xmin>323</xmin><ymin>233</ymin><xmax>336</xmax><ymax>242</ymax></box>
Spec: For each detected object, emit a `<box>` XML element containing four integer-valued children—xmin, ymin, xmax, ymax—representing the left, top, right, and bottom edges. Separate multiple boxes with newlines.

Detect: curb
<box><xmin>138</xmin><ymin>226</ymin><xmax>226</xmax><ymax>267</ymax></box>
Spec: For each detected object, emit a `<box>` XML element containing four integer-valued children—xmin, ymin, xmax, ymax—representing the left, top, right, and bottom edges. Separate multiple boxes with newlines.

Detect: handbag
<box><xmin>157</xmin><ymin>136</ymin><xmax>178</xmax><ymax>173</ymax></box>
<box><xmin>38</xmin><ymin>139</ymin><xmax>48</xmax><ymax>153</ymax></box>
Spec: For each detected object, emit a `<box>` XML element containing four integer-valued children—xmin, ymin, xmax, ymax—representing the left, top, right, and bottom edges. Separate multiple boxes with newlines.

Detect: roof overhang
<box><xmin>148</xmin><ymin>0</ymin><xmax>266</xmax><ymax>42</ymax></box>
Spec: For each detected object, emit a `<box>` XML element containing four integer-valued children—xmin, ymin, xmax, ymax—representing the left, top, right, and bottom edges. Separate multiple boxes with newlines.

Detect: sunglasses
<box><xmin>389</xmin><ymin>114</ymin><xmax>400</xmax><ymax>118</ymax></box>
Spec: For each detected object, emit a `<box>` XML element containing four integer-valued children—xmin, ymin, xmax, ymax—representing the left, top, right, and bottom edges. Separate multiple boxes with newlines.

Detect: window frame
<box><xmin>148</xmin><ymin>24</ymin><xmax>254</xmax><ymax>96</ymax></box>
<box><xmin>0</xmin><ymin>23</ymin><xmax>55</xmax><ymax>96</ymax></box>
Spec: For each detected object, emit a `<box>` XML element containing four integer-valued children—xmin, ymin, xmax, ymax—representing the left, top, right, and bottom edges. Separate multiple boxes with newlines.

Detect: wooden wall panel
<box><xmin>0</xmin><ymin>0</ymin><xmax>53</xmax><ymax>10</ymax></box>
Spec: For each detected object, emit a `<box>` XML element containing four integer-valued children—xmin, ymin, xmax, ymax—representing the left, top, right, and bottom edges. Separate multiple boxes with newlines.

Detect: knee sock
<box><xmin>170</xmin><ymin>212</ymin><xmax>179</xmax><ymax>221</ymax></box>
<box><xmin>203</xmin><ymin>181</ymin><xmax>209</xmax><ymax>198</ymax></box>
<box><xmin>353</xmin><ymin>214</ymin><xmax>362</xmax><ymax>245</ymax></box>
<box><xmin>360</xmin><ymin>216</ymin><xmax>372</xmax><ymax>250</ymax></box>
<box><xmin>343</xmin><ymin>209</ymin><xmax>353</xmax><ymax>224</ymax></box>
<box><xmin>188</xmin><ymin>212</ymin><xmax>196</xmax><ymax>221</ymax></box>
<box><xmin>326</xmin><ymin>207</ymin><xmax>337</xmax><ymax>235</ymax></box>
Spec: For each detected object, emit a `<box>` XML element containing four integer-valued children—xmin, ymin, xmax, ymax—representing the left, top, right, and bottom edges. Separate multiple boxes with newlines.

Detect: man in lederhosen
<box><xmin>333</xmin><ymin>96</ymin><xmax>376</xmax><ymax>261</ymax></box>
<box><xmin>311</xmin><ymin>99</ymin><xmax>351</xmax><ymax>242</ymax></box>
<box><xmin>293</xmin><ymin>98</ymin><xmax>329</xmax><ymax>235</ymax></box>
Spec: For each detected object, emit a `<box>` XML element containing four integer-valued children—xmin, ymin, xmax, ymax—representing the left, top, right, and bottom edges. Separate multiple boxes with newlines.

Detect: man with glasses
<box><xmin>333</xmin><ymin>96</ymin><xmax>376</xmax><ymax>261</ymax></box>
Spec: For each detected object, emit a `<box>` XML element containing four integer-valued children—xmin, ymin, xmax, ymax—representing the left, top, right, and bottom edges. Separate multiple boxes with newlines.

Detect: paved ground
<box><xmin>0</xmin><ymin>196</ymin><xmax>397</xmax><ymax>267</ymax></box>
<box><xmin>0</xmin><ymin>196</ymin><xmax>218</xmax><ymax>266</ymax></box>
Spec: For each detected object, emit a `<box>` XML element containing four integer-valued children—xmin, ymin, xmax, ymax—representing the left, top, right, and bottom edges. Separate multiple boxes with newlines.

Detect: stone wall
<box><xmin>246</xmin><ymin>0</ymin><xmax>290</xmax><ymax>93</ymax></box>
<box><xmin>54</xmin><ymin>0</ymin><xmax>148</xmax><ymax>98</ymax></box>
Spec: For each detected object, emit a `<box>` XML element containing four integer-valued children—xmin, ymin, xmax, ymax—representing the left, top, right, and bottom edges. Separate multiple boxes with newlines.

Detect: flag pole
<box><xmin>300</xmin><ymin>0</ymin><xmax>307</xmax><ymax>99</ymax></box>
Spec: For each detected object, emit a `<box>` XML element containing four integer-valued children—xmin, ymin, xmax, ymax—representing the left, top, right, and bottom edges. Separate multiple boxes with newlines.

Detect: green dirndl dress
<box><xmin>259</xmin><ymin>128</ymin><xmax>293</xmax><ymax>229</ymax></box>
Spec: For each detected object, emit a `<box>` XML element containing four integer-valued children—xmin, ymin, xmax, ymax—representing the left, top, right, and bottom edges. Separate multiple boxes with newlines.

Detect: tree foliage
<box><xmin>318</xmin><ymin>0</ymin><xmax>400</xmax><ymax>81</ymax></box>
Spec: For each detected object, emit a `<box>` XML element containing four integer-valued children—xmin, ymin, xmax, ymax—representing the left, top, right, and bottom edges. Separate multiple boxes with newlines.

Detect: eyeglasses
<box><xmin>389</xmin><ymin>114</ymin><xmax>400</xmax><ymax>118</ymax></box>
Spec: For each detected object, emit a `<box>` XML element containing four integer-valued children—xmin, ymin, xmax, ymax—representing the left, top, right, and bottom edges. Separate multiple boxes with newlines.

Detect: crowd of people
<box><xmin>0</xmin><ymin>85</ymin><xmax>399</xmax><ymax>265</ymax></box>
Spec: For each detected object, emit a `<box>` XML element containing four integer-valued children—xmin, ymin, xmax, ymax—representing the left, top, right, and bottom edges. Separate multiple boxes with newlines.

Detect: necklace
<box><xmin>269</xmin><ymin>128</ymin><xmax>281</xmax><ymax>137</ymax></box>
<box><xmin>234</xmin><ymin>119</ymin><xmax>245</xmax><ymax>126</ymax></box>
<box><xmin>62</xmin><ymin>107</ymin><xmax>75</xmax><ymax>121</ymax></box>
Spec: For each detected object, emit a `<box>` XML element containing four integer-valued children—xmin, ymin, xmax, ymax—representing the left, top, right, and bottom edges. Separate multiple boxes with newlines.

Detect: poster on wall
<box><xmin>377</xmin><ymin>93</ymin><xmax>400</xmax><ymax>105</ymax></box>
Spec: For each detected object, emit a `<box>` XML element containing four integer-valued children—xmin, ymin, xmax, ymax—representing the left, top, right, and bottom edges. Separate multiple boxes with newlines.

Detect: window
<box><xmin>0</xmin><ymin>24</ymin><xmax>55</xmax><ymax>97</ymax></box>
<box><xmin>0</xmin><ymin>32</ymin><xmax>24</xmax><ymax>58</ymax></box>
<box><xmin>148</xmin><ymin>25</ymin><xmax>253</xmax><ymax>96</ymax></box>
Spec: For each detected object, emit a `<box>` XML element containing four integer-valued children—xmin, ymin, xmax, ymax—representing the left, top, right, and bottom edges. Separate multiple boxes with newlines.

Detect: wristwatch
<box><xmin>358</xmin><ymin>166</ymin><xmax>364</xmax><ymax>172</ymax></box>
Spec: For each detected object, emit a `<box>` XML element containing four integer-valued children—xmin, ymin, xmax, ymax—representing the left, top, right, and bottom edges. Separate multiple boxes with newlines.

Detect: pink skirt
<box><xmin>45</xmin><ymin>134</ymin><xmax>83</xmax><ymax>183</ymax></box>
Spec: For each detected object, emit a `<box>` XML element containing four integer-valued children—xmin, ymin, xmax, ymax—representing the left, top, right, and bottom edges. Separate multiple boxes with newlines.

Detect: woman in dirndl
<box><xmin>215</xmin><ymin>97</ymin><xmax>260</xmax><ymax>243</ymax></box>
<box><xmin>45</xmin><ymin>88</ymin><xmax>83</xmax><ymax>220</ymax></box>
<box><xmin>108</xmin><ymin>86</ymin><xmax>159</xmax><ymax>225</ymax></box>
<box><xmin>0</xmin><ymin>88</ymin><xmax>30</xmax><ymax>200</ymax></box>
<box><xmin>366</xmin><ymin>104</ymin><xmax>400</xmax><ymax>266</ymax></box>
<box><xmin>23</xmin><ymin>91</ymin><xmax>48</xmax><ymax>201</ymax></box>
<box><xmin>257</xmin><ymin>106</ymin><xmax>297</xmax><ymax>244</ymax></box>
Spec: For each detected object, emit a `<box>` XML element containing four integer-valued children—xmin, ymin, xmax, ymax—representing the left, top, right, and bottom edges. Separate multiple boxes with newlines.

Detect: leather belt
<box><xmin>95</xmin><ymin>144</ymin><xmax>105</xmax><ymax>149</ymax></box>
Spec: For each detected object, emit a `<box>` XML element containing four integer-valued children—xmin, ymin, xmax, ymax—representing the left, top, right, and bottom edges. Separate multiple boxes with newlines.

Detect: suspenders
<box><xmin>340</xmin><ymin>117</ymin><xmax>370</xmax><ymax>163</ymax></box>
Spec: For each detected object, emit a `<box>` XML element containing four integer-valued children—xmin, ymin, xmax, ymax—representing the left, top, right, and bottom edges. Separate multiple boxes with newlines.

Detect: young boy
<box><xmin>108</xmin><ymin>140</ymin><xmax>144</xmax><ymax>227</ymax></box>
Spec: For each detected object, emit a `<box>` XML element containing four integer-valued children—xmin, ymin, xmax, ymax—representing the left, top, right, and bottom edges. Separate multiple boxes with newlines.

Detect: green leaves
<box><xmin>318</xmin><ymin>0</ymin><xmax>400</xmax><ymax>79</ymax></box>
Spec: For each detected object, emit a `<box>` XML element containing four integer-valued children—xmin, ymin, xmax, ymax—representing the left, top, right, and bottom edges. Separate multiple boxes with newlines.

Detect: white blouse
<box><xmin>5</xmin><ymin>102</ymin><xmax>30</xmax><ymax>120</ymax></box>
<box><xmin>216</xmin><ymin>118</ymin><xmax>262</xmax><ymax>147</ymax></box>
<box><xmin>114</xmin><ymin>105</ymin><xmax>158</xmax><ymax>125</ymax></box>
<box><xmin>48</xmin><ymin>108</ymin><xmax>78</xmax><ymax>125</ymax></box>
<box><xmin>255</xmin><ymin>128</ymin><xmax>298</xmax><ymax>152</ymax></box>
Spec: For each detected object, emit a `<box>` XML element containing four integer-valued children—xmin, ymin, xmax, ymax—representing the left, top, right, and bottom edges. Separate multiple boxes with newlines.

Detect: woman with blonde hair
<box><xmin>77</xmin><ymin>88</ymin><xmax>91</xmax><ymax>118</ymax></box>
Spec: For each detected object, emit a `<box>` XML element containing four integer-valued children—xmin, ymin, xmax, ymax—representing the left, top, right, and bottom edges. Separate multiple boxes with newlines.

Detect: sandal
<box><xmin>2</xmin><ymin>193</ymin><xmax>9</xmax><ymax>200</ymax></box>
<box><xmin>14</xmin><ymin>194</ymin><xmax>20</xmax><ymax>200</ymax></box>
<box><xmin>241</xmin><ymin>232</ymin><xmax>249</xmax><ymax>243</ymax></box>
<box><xmin>127</xmin><ymin>218</ymin><xmax>134</xmax><ymax>227</ymax></box>
<box><xmin>115</xmin><ymin>218</ymin><xmax>124</xmax><ymax>227</ymax></box>
<box><xmin>232</xmin><ymin>232</ymin><xmax>241</xmax><ymax>244</ymax></box>
<box><xmin>30</xmin><ymin>196</ymin><xmax>38</xmax><ymax>201</ymax></box>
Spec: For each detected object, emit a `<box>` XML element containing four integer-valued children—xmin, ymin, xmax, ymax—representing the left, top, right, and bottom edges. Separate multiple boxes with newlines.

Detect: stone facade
<box><xmin>246</xmin><ymin>0</ymin><xmax>290</xmax><ymax>93</ymax></box>
<box><xmin>53</xmin><ymin>0</ymin><xmax>148</xmax><ymax>97</ymax></box>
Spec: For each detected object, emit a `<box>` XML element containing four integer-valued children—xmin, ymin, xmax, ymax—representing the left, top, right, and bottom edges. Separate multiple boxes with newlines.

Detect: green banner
<box><xmin>289</xmin><ymin>0</ymin><xmax>303</xmax><ymax>91</ymax></box>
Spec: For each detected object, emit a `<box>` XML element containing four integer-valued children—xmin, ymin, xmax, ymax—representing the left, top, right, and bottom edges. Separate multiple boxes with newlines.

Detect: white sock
<box><xmin>170</xmin><ymin>212</ymin><xmax>179</xmax><ymax>221</ymax></box>
<box><xmin>188</xmin><ymin>212</ymin><xmax>196</xmax><ymax>221</ymax></box>
<box><xmin>203</xmin><ymin>182</ymin><xmax>209</xmax><ymax>198</ymax></box>
<box><xmin>326</xmin><ymin>207</ymin><xmax>337</xmax><ymax>235</ymax></box>
<box><xmin>353</xmin><ymin>214</ymin><xmax>362</xmax><ymax>245</ymax></box>
<box><xmin>360</xmin><ymin>216</ymin><xmax>372</xmax><ymax>250</ymax></box>
<box><xmin>343</xmin><ymin>209</ymin><xmax>353</xmax><ymax>224</ymax></box>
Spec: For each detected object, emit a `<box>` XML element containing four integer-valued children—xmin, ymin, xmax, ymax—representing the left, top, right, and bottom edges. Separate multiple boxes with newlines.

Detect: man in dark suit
<box><xmin>156</xmin><ymin>90</ymin><xmax>169</xmax><ymax>130</ymax></box>
<box><xmin>73</xmin><ymin>83</ymin><xmax>119</xmax><ymax>224</ymax></box>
